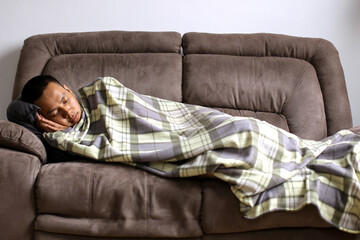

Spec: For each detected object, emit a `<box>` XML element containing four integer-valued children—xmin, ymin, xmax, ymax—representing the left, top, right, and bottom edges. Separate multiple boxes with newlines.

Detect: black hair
<box><xmin>21</xmin><ymin>75</ymin><xmax>62</xmax><ymax>103</ymax></box>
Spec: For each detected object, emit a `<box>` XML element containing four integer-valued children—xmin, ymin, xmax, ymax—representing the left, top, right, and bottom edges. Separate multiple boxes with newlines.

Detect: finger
<box><xmin>35</xmin><ymin>115</ymin><xmax>68</xmax><ymax>132</ymax></box>
<box><xmin>44</xmin><ymin>123</ymin><xmax>60</xmax><ymax>132</ymax></box>
<box><xmin>44</xmin><ymin>120</ymin><xmax>68</xmax><ymax>131</ymax></box>
<box><xmin>39</xmin><ymin>117</ymin><xmax>59</xmax><ymax>127</ymax></box>
<box><xmin>35</xmin><ymin>117</ymin><xmax>55</xmax><ymax>132</ymax></box>
<box><xmin>35</xmin><ymin>115</ymin><xmax>45</xmax><ymax>129</ymax></box>
<box><xmin>36</xmin><ymin>121</ymin><xmax>49</xmax><ymax>132</ymax></box>
<box><xmin>47</xmin><ymin>124</ymin><xmax>58</xmax><ymax>131</ymax></box>
<box><xmin>39</xmin><ymin>117</ymin><xmax>51</xmax><ymax>124</ymax></box>
<box><xmin>39</xmin><ymin>116</ymin><xmax>55</xmax><ymax>127</ymax></box>
<box><xmin>36</xmin><ymin>113</ymin><xmax>42</xmax><ymax>121</ymax></box>
<box><xmin>48</xmin><ymin>121</ymin><xmax>65</xmax><ymax>129</ymax></box>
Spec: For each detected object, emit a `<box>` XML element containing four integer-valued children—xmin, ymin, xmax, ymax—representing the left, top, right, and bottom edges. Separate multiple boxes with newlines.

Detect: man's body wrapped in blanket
<box><xmin>44</xmin><ymin>77</ymin><xmax>360</xmax><ymax>234</ymax></box>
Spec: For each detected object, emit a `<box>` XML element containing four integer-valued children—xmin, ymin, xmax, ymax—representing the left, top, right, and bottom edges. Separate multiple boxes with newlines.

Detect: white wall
<box><xmin>1</xmin><ymin>0</ymin><xmax>359</xmax><ymax>126</ymax></box>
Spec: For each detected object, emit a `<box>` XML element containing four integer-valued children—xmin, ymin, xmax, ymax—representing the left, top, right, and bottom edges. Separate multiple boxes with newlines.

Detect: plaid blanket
<box><xmin>45</xmin><ymin>77</ymin><xmax>360</xmax><ymax>233</ymax></box>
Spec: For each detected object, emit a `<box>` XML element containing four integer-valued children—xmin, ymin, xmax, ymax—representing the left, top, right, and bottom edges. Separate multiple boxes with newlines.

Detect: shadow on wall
<box><xmin>0</xmin><ymin>46</ymin><xmax>21</xmax><ymax>120</ymax></box>
<box><xmin>351</xmin><ymin>0</ymin><xmax>360</xmax><ymax>26</ymax></box>
<box><xmin>345</xmin><ymin>0</ymin><xmax>360</xmax><ymax>37</ymax></box>
<box><xmin>343</xmin><ymin>0</ymin><xmax>360</xmax><ymax>126</ymax></box>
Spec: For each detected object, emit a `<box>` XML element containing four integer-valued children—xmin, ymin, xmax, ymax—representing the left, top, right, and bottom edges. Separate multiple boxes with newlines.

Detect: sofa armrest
<box><xmin>349</xmin><ymin>126</ymin><xmax>360</xmax><ymax>135</ymax></box>
<box><xmin>0</xmin><ymin>121</ymin><xmax>45</xmax><ymax>239</ymax></box>
<box><xmin>0</xmin><ymin>120</ymin><xmax>46</xmax><ymax>163</ymax></box>
<box><xmin>0</xmin><ymin>146</ymin><xmax>42</xmax><ymax>239</ymax></box>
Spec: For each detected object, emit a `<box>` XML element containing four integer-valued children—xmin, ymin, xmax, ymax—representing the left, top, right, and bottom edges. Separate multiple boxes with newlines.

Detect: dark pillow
<box><xmin>6</xmin><ymin>97</ymin><xmax>81</xmax><ymax>163</ymax></box>
<box><xmin>6</xmin><ymin>97</ymin><xmax>42</xmax><ymax>137</ymax></box>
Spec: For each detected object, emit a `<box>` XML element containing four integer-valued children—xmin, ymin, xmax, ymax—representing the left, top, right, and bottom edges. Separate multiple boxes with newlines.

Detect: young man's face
<box><xmin>34</xmin><ymin>82</ymin><xmax>82</xmax><ymax>127</ymax></box>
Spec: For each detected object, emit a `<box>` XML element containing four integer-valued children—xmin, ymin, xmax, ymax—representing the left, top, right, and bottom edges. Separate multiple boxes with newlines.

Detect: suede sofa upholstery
<box><xmin>0</xmin><ymin>31</ymin><xmax>358</xmax><ymax>240</ymax></box>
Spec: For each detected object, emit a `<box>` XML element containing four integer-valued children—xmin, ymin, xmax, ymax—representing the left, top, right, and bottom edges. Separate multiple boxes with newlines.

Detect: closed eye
<box><xmin>47</xmin><ymin>93</ymin><xmax>66</xmax><ymax>116</ymax></box>
<box><xmin>50</xmin><ymin>111</ymin><xmax>58</xmax><ymax>118</ymax></box>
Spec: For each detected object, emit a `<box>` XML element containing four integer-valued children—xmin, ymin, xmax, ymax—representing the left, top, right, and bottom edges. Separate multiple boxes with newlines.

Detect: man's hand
<box><xmin>36</xmin><ymin>113</ymin><xmax>69</xmax><ymax>132</ymax></box>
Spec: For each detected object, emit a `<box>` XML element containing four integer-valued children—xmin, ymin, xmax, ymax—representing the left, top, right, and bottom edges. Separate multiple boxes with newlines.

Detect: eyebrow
<box><xmin>47</xmin><ymin>93</ymin><xmax>66</xmax><ymax>115</ymax></box>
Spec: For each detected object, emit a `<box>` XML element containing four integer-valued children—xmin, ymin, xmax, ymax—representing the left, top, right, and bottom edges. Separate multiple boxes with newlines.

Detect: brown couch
<box><xmin>0</xmin><ymin>31</ymin><xmax>358</xmax><ymax>239</ymax></box>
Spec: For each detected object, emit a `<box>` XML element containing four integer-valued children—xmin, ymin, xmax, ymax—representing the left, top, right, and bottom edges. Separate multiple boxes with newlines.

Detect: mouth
<box><xmin>70</xmin><ymin>113</ymin><xmax>79</xmax><ymax>124</ymax></box>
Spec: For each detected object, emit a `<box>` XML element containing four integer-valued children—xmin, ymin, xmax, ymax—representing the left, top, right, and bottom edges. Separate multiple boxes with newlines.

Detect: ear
<box><xmin>63</xmin><ymin>84</ymin><xmax>74</xmax><ymax>95</ymax></box>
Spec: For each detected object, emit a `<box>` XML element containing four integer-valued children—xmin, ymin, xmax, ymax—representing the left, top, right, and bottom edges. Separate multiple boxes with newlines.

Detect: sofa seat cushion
<box><xmin>201</xmin><ymin>179</ymin><xmax>334</xmax><ymax>234</ymax></box>
<box><xmin>35</xmin><ymin>162</ymin><xmax>202</xmax><ymax>238</ymax></box>
<box><xmin>35</xmin><ymin>231</ymin><xmax>201</xmax><ymax>240</ymax></box>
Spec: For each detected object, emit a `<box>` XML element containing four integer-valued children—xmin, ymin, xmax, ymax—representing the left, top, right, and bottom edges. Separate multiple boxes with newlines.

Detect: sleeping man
<box><xmin>16</xmin><ymin>75</ymin><xmax>360</xmax><ymax>233</ymax></box>
<box><xmin>21</xmin><ymin>75</ymin><xmax>82</xmax><ymax>133</ymax></box>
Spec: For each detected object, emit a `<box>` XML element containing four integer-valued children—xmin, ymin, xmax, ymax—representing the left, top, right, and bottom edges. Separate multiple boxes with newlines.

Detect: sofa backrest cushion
<box><xmin>182</xmin><ymin>33</ymin><xmax>352</xmax><ymax>140</ymax></box>
<box><xmin>12</xmin><ymin>31</ymin><xmax>352</xmax><ymax>141</ymax></box>
<box><xmin>13</xmin><ymin>31</ymin><xmax>182</xmax><ymax>102</ymax></box>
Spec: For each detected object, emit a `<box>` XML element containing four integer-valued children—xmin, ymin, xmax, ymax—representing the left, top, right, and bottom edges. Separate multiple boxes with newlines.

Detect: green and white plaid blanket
<box><xmin>45</xmin><ymin>77</ymin><xmax>360</xmax><ymax>233</ymax></box>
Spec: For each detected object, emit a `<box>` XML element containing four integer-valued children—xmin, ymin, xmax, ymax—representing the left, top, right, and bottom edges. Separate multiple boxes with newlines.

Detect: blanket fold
<box><xmin>45</xmin><ymin>77</ymin><xmax>360</xmax><ymax>234</ymax></box>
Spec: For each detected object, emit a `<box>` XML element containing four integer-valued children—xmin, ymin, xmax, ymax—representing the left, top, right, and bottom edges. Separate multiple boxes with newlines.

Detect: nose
<box><xmin>60</xmin><ymin>106</ymin><xmax>73</xmax><ymax>118</ymax></box>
